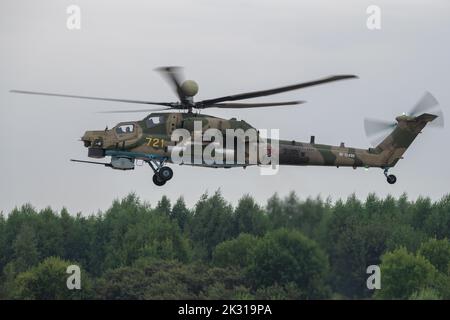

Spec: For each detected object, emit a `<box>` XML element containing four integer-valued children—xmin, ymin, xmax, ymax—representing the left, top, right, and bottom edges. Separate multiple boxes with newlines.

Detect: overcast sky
<box><xmin>1</xmin><ymin>0</ymin><xmax>449</xmax><ymax>214</ymax></box>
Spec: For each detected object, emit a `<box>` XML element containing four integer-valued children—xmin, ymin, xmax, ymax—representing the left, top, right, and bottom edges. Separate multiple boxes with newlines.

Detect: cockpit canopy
<box><xmin>145</xmin><ymin>115</ymin><xmax>166</xmax><ymax>128</ymax></box>
<box><xmin>115</xmin><ymin>123</ymin><xmax>135</xmax><ymax>134</ymax></box>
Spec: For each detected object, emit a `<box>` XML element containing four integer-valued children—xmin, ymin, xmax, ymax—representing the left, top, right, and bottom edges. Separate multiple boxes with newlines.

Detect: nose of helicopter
<box><xmin>81</xmin><ymin>133</ymin><xmax>91</xmax><ymax>147</ymax></box>
<box><xmin>81</xmin><ymin>130</ymin><xmax>106</xmax><ymax>148</ymax></box>
<box><xmin>81</xmin><ymin>130</ymin><xmax>109</xmax><ymax>159</ymax></box>
<box><xmin>81</xmin><ymin>131</ymin><xmax>94</xmax><ymax>147</ymax></box>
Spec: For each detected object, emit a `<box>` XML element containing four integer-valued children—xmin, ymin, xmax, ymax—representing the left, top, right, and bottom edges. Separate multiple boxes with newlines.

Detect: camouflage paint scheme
<box><xmin>81</xmin><ymin>112</ymin><xmax>437</xmax><ymax>170</ymax></box>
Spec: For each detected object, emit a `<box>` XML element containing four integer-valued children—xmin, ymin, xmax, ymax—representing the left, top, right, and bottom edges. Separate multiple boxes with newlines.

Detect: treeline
<box><xmin>0</xmin><ymin>192</ymin><xmax>449</xmax><ymax>299</ymax></box>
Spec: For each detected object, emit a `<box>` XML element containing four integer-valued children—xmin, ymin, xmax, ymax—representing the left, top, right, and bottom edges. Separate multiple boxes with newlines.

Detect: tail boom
<box><xmin>278</xmin><ymin>113</ymin><xmax>438</xmax><ymax>169</ymax></box>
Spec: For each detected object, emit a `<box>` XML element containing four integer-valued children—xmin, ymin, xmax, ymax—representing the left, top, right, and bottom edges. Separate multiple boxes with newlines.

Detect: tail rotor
<box><xmin>364</xmin><ymin>91</ymin><xmax>444</xmax><ymax>146</ymax></box>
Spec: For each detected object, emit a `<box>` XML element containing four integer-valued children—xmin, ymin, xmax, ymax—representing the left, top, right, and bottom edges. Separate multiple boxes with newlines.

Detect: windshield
<box><xmin>116</xmin><ymin>124</ymin><xmax>135</xmax><ymax>134</ymax></box>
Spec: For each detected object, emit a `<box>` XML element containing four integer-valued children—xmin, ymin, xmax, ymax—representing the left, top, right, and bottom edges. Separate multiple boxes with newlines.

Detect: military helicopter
<box><xmin>11</xmin><ymin>67</ymin><xmax>443</xmax><ymax>186</ymax></box>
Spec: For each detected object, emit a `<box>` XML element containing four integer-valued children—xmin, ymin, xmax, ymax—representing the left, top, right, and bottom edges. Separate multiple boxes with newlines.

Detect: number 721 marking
<box><xmin>146</xmin><ymin>137</ymin><xmax>165</xmax><ymax>148</ymax></box>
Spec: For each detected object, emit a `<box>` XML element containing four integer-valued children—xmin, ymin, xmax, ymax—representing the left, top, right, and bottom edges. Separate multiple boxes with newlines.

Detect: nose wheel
<box><xmin>383</xmin><ymin>168</ymin><xmax>397</xmax><ymax>184</ymax></box>
<box><xmin>147</xmin><ymin>158</ymin><xmax>173</xmax><ymax>186</ymax></box>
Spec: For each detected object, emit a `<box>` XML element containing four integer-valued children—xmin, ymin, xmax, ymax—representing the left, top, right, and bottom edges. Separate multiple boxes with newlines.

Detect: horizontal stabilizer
<box><xmin>414</xmin><ymin>113</ymin><xmax>438</xmax><ymax>123</ymax></box>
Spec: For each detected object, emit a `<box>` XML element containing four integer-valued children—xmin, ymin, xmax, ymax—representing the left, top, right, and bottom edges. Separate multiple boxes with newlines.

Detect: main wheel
<box><xmin>158</xmin><ymin>166</ymin><xmax>173</xmax><ymax>181</ymax></box>
<box><xmin>152</xmin><ymin>173</ymin><xmax>166</xmax><ymax>186</ymax></box>
<box><xmin>387</xmin><ymin>174</ymin><xmax>397</xmax><ymax>184</ymax></box>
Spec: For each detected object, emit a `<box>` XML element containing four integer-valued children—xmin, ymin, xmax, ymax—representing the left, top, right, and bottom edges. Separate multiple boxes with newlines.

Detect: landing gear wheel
<box><xmin>158</xmin><ymin>166</ymin><xmax>173</xmax><ymax>181</ymax></box>
<box><xmin>387</xmin><ymin>174</ymin><xmax>397</xmax><ymax>184</ymax></box>
<box><xmin>152</xmin><ymin>173</ymin><xmax>166</xmax><ymax>186</ymax></box>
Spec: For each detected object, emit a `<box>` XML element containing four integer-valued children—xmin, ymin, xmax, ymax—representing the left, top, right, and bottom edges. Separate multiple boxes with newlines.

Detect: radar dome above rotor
<box><xmin>181</xmin><ymin>80</ymin><xmax>199</xmax><ymax>97</ymax></box>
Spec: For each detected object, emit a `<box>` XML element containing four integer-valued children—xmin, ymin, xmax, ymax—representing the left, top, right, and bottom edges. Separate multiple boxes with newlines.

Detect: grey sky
<box><xmin>1</xmin><ymin>0</ymin><xmax>449</xmax><ymax>214</ymax></box>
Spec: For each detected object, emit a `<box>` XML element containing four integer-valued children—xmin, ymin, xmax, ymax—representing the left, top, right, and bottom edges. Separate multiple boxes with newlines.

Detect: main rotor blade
<box><xmin>155</xmin><ymin>66</ymin><xmax>187</xmax><ymax>103</ymax></box>
<box><xmin>204</xmin><ymin>100</ymin><xmax>305</xmax><ymax>109</ymax></box>
<box><xmin>197</xmin><ymin>74</ymin><xmax>358</xmax><ymax>106</ymax></box>
<box><xmin>364</xmin><ymin>118</ymin><xmax>396</xmax><ymax>137</ymax></box>
<box><xmin>97</xmin><ymin>107</ymin><xmax>174</xmax><ymax>113</ymax></box>
<box><xmin>10</xmin><ymin>90</ymin><xmax>175</xmax><ymax>107</ymax></box>
<box><xmin>409</xmin><ymin>91</ymin><xmax>439</xmax><ymax>117</ymax></box>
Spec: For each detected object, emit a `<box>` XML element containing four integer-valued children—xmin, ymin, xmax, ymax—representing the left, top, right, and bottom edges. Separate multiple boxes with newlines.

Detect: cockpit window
<box><xmin>116</xmin><ymin>124</ymin><xmax>135</xmax><ymax>134</ymax></box>
<box><xmin>146</xmin><ymin>116</ymin><xmax>165</xmax><ymax>128</ymax></box>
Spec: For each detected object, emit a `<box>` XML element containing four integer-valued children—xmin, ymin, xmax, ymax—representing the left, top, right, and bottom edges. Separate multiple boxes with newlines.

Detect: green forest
<box><xmin>1</xmin><ymin>191</ymin><xmax>449</xmax><ymax>300</ymax></box>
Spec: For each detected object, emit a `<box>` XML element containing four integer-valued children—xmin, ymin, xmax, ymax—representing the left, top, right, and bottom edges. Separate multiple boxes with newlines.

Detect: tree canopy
<box><xmin>0</xmin><ymin>192</ymin><xmax>449</xmax><ymax>299</ymax></box>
